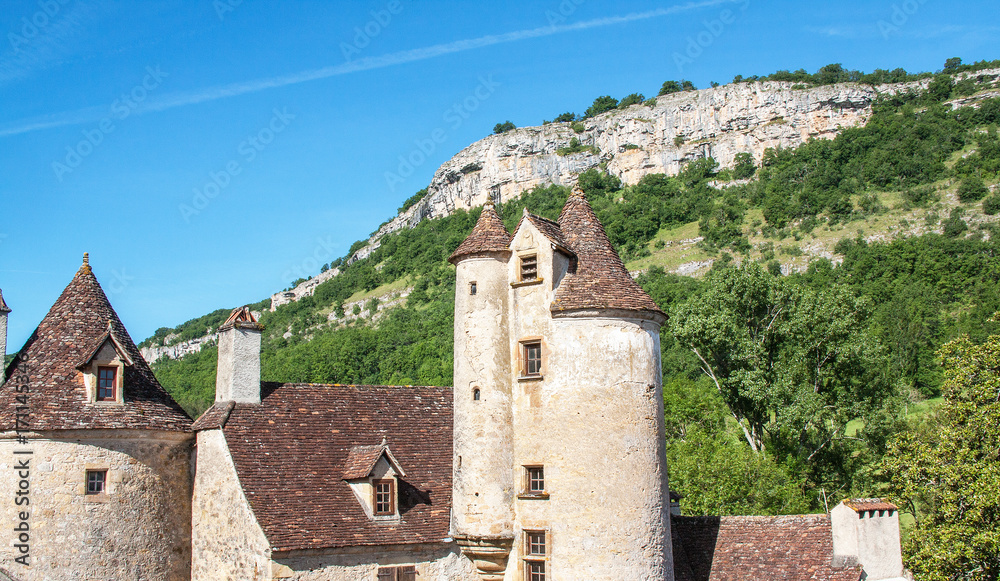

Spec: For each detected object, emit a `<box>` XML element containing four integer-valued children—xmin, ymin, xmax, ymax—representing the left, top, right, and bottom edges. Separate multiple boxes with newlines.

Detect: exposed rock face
<box><xmin>349</xmin><ymin>80</ymin><xmax>911</xmax><ymax>264</ymax></box>
<box><xmin>270</xmin><ymin>267</ymin><xmax>341</xmax><ymax>311</ymax></box>
<box><xmin>141</xmin><ymin>333</ymin><xmax>218</xmax><ymax>364</ymax></box>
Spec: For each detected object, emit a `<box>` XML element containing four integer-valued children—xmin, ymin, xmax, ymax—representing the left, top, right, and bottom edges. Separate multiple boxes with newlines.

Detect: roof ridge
<box><xmin>448</xmin><ymin>201</ymin><xmax>511</xmax><ymax>263</ymax></box>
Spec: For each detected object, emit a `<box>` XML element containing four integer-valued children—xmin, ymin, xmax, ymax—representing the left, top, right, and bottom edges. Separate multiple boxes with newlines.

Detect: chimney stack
<box><xmin>215</xmin><ymin>306</ymin><xmax>263</xmax><ymax>404</ymax></box>
<box><xmin>0</xmin><ymin>289</ymin><xmax>9</xmax><ymax>387</ymax></box>
<box><xmin>830</xmin><ymin>499</ymin><xmax>905</xmax><ymax>580</ymax></box>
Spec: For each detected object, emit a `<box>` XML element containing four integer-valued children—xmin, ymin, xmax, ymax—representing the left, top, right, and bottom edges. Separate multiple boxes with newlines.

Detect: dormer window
<box><xmin>78</xmin><ymin>322</ymin><xmax>132</xmax><ymax>405</ymax></box>
<box><xmin>97</xmin><ymin>367</ymin><xmax>117</xmax><ymax>401</ymax></box>
<box><xmin>342</xmin><ymin>442</ymin><xmax>406</xmax><ymax>520</ymax></box>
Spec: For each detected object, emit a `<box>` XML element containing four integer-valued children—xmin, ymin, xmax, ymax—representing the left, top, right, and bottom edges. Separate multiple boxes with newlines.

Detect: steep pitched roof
<box><xmin>0</xmin><ymin>289</ymin><xmax>10</xmax><ymax>314</ymax></box>
<box><xmin>551</xmin><ymin>188</ymin><xmax>664</xmax><ymax>318</ymax></box>
<box><xmin>211</xmin><ymin>382</ymin><xmax>452</xmax><ymax>552</ymax></box>
<box><xmin>0</xmin><ymin>257</ymin><xmax>192</xmax><ymax>431</ymax></box>
<box><xmin>342</xmin><ymin>443</ymin><xmax>406</xmax><ymax>479</ymax></box>
<box><xmin>671</xmin><ymin>515</ymin><xmax>862</xmax><ymax>581</ymax></box>
<box><xmin>511</xmin><ymin>210</ymin><xmax>575</xmax><ymax>257</ymax></box>
<box><xmin>448</xmin><ymin>202</ymin><xmax>511</xmax><ymax>263</ymax></box>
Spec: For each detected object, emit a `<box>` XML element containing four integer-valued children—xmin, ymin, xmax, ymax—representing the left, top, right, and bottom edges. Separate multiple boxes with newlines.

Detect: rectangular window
<box><xmin>373</xmin><ymin>480</ymin><xmax>395</xmax><ymax>515</ymax></box>
<box><xmin>470</xmin><ymin>281</ymin><xmax>477</xmax><ymax>295</ymax></box>
<box><xmin>526</xmin><ymin>466</ymin><xmax>544</xmax><ymax>492</ymax></box>
<box><xmin>523</xmin><ymin>342</ymin><xmax>542</xmax><ymax>376</ymax></box>
<box><xmin>86</xmin><ymin>470</ymin><xmax>106</xmax><ymax>495</ymax></box>
<box><xmin>97</xmin><ymin>366</ymin><xmax>116</xmax><ymax>401</ymax></box>
<box><xmin>524</xmin><ymin>530</ymin><xmax>547</xmax><ymax>581</ymax></box>
<box><xmin>377</xmin><ymin>565</ymin><xmax>416</xmax><ymax>581</ymax></box>
<box><xmin>520</xmin><ymin>255</ymin><xmax>538</xmax><ymax>281</ymax></box>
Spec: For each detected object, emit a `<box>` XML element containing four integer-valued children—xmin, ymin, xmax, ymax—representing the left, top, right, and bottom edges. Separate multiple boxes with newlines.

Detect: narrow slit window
<box><xmin>86</xmin><ymin>470</ymin><xmax>107</xmax><ymax>495</ymax></box>
<box><xmin>523</xmin><ymin>342</ymin><xmax>542</xmax><ymax>376</ymax></box>
<box><xmin>97</xmin><ymin>366</ymin><xmax>116</xmax><ymax>401</ymax></box>
<box><xmin>470</xmin><ymin>281</ymin><xmax>477</xmax><ymax>295</ymax></box>
<box><xmin>520</xmin><ymin>255</ymin><xmax>538</xmax><ymax>281</ymax></box>
<box><xmin>373</xmin><ymin>480</ymin><xmax>395</xmax><ymax>515</ymax></box>
<box><xmin>473</xmin><ymin>388</ymin><xmax>481</xmax><ymax>401</ymax></box>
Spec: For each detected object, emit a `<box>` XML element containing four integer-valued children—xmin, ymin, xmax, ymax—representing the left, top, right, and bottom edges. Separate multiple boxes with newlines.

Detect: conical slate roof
<box><xmin>448</xmin><ymin>202</ymin><xmax>511</xmax><ymax>263</ymax></box>
<box><xmin>0</xmin><ymin>256</ymin><xmax>192</xmax><ymax>431</ymax></box>
<box><xmin>551</xmin><ymin>188</ymin><xmax>664</xmax><ymax>318</ymax></box>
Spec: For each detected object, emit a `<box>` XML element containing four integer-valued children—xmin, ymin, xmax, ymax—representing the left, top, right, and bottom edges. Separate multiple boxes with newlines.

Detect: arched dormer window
<box><xmin>77</xmin><ymin>322</ymin><xmax>132</xmax><ymax>405</ymax></box>
<box><xmin>341</xmin><ymin>441</ymin><xmax>406</xmax><ymax>520</ymax></box>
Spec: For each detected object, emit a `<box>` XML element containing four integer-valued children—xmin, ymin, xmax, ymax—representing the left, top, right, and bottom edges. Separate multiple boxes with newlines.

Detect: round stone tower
<box><xmin>448</xmin><ymin>202</ymin><xmax>516</xmax><ymax>579</ymax></box>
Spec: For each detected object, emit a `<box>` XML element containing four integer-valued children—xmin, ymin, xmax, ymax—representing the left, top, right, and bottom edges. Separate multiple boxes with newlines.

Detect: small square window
<box><xmin>520</xmin><ymin>255</ymin><xmax>538</xmax><ymax>281</ymax></box>
<box><xmin>527</xmin><ymin>562</ymin><xmax>545</xmax><ymax>581</ymax></box>
<box><xmin>525</xmin><ymin>531</ymin><xmax>546</xmax><ymax>556</ymax></box>
<box><xmin>470</xmin><ymin>282</ymin><xmax>477</xmax><ymax>295</ymax></box>
<box><xmin>86</xmin><ymin>470</ymin><xmax>106</xmax><ymax>495</ymax></box>
<box><xmin>377</xmin><ymin>565</ymin><xmax>416</xmax><ymax>581</ymax></box>
<box><xmin>523</xmin><ymin>342</ymin><xmax>542</xmax><ymax>376</ymax></box>
<box><xmin>97</xmin><ymin>366</ymin><xmax>116</xmax><ymax>401</ymax></box>
<box><xmin>526</xmin><ymin>466</ymin><xmax>544</xmax><ymax>492</ymax></box>
<box><xmin>373</xmin><ymin>479</ymin><xmax>395</xmax><ymax>515</ymax></box>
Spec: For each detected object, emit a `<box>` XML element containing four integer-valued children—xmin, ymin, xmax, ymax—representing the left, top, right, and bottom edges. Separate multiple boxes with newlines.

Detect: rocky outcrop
<box><xmin>141</xmin><ymin>334</ymin><xmax>218</xmax><ymax>364</ymax></box>
<box><xmin>270</xmin><ymin>267</ymin><xmax>340</xmax><ymax>311</ymax></box>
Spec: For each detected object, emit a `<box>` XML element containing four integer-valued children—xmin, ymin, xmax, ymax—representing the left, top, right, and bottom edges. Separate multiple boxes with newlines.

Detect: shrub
<box><xmin>958</xmin><ymin>176</ymin><xmax>989</xmax><ymax>202</ymax></box>
<box><xmin>493</xmin><ymin>121</ymin><xmax>515</xmax><ymax>134</ymax></box>
<box><xmin>674</xmin><ymin>135</ymin><xmax>685</xmax><ymax>147</ymax></box>
<box><xmin>618</xmin><ymin>93</ymin><xmax>645</xmax><ymax>108</ymax></box>
<box><xmin>659</xmin><ymin>80</ymin><xmax>682</xmax><ymax>95</ymax></box>
<box><xmin>584</xmin><ymin>96</ymin><xmax>618</xmax><ymax>118</ymax></box>
<box><xmin>733</xmin><ymin>152</ymin><xmax>756</xmax><ymax>179</ymax></box>
<box><xmin>643</xmin><ymin>98</ymin><xmax>658</xmax><ymax>107</ymax></box>
<box><xmin>983</xmin><ymin>195</ymin><xmax>1000</xmax><ymax>215</ymax></box>
<box><xmin>943</xmin><ymin>208</ymin><xmax>968</xmax><ymax>238</ymax></box>
<box><xmin>554</xmin><ymin>112</ymin><xmax>576</xmax><ymax>123</ymax></box>
<box><xmin>767</xmin><ymin>260</ymin><xmax>782</xmax><ymax>276</ymax></box>
<box><xmin>903</xmin><ymin>185</ymin><xmax>936</xmax><ymax>207</ymax></box>
<box><xmin>571</xmin><ymin>121</ymin><xmax>586</xmax><ymax>133</ymax></box>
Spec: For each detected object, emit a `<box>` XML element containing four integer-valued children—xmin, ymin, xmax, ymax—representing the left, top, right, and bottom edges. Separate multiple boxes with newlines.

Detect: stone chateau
<box><xmin>0</xmin><ymin>190</ymin><xmax>906</xmax><ymax>580</ymax></box>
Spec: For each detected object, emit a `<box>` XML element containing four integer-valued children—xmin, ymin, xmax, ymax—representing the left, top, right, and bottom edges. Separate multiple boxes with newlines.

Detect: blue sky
<box><xmin>1</xmin><ymin>0</ymin><xmax>997</xmax><ymax>352</ymax></box>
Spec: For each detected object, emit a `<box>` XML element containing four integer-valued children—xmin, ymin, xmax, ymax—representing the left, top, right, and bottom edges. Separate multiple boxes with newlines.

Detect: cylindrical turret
<box><xmin>448</xmin><ymin>203</ymin><xmax>515</xmax><ymax>579</ymax></box>
<box><xmin>0</xmin><ymin>288</ymin><xmax>9</xmax><ymax>388</ymax></box>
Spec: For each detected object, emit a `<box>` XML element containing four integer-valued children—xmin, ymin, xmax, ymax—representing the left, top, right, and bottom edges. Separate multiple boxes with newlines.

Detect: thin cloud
<box><xmin>0</xmin><ymin>0</ymin><xmax>108</xmax><ymax>83</ymax></box>
<box><xmin>0</xmin><ymin>0</ymin><xmax>733</xmax><ymax>138</ymax></box>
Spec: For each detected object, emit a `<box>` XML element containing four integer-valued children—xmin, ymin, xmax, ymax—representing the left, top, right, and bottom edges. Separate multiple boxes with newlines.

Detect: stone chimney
<box><xmin>215</xmin><ymin>306</ymin><xmax>263</xmax><ymax>404</ymax></box>
<box><xmin>0</xmin><ymin>289</ymin><xmax>9</xmax><ymax>388</ymax></box>
<box><xmin>830</xmin><ymin>499</ymin><xmax>905</xmax><ymax>580</ymax></box>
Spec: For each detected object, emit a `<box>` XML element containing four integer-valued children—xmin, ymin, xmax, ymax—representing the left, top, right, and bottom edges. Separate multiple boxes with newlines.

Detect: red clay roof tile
<box><xmin>671</xmin><ymin>514</ymin><xmax>862</xmax><ymax>581</ymax></box>
<box><xmin>842</xmin><ymin>499</ymin><xmax>898</xmax><ymax>513</ymax></box>
<box><xmin>1</xmin><ymin>259</ymin><xmax>192</xmax><ymax>431</ymax></box>
<box><xmin>551</xmin><ymin>188</ymin><xmax>664</xmax><ymax>318</ymax></box>
<box><xmin>220</xmin><ymin>382</ymin><xmax>452</xmax><ymax>552</ymax></box>
<box><xmin>448</xmin><ymin>202</ymin><xmax>511</xmax><ymax>263</ymax></box>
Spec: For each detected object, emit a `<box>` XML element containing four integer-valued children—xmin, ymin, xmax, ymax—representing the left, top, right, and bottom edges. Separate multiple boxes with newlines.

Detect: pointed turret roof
<box><xmin>448</xmin><ymin>201</ymin><xmax>512</xmax><ymax>263</ymax></box>
<box><xmin>551</xmin><ymin>188</ymin><xmax>665</xmax><ymax>319</ymax></box>
<box><xmin>0</xmin><ymin>255</ymin><xmax>192</xmax><ymax>431</ymax></box>
<box><xmin>0</xmin><ymin>288</ymin><xmax>10</xmax><ymax>314</ymax></box>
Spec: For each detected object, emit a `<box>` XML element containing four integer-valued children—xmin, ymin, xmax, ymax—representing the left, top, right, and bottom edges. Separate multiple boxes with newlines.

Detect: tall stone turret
<box><xmin>450</xmin><ymin>188</ymin><xmax>674</xmax><ymax>580</ymax></box>
<box><xmin>0</xmin><ymin>288</ymin><xmax>10</xmax><ymax>388</ymax></box>
<box><xmin>448</xmin><ymin>201</ymin><xmax>515</xmax><ymax>580</ymax></box>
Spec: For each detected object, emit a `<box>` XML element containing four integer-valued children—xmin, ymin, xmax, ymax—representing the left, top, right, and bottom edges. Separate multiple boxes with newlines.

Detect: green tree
<box><xmin>553</xmin><ymin>112</ymin><xmax>576</xmax><ymax>123</ymax></box>
<box><xmin>733</xmin><ymin>152</ymin><xmax>756</xmax><ymax>179</ymax></box>
<box><xmin>884</xmin><ymin>329</ymin><xmax>1000</xmax><ymax>581</ymax></box>
<box><xmin>618</xmin><ymin>93</ymin><xmax>645</xmax><ymax>108</ymax></box>
<box><xmin>493</xmin><ymin>121</ymin><xmax>515</xmax><ymax>134</ymax></box>
<box><xmin>669</xmin><ymin>262</ymin><xmax>900</xmax><ymax>493</ymax></box>
<box><xmin>659</xmin><ymin>80</ymin><xmax>683</xmax><ymax>95</ymax></box>
<box><xmin>943</xmin><ymin>57</ymin><xmax>962</xmax><ymax>73</ymax></box>
<box><xmin>958</xmin><ymin>176</ymin><xmax>989</xmax><ymax>202</ymax></box>
<box><xmin>584</xmin><ymin>95</ymin><xmax>618</xmax><ymax>118</ymax></box>
<box><xmin>681</xmin><ymin>80</ymin><xmax>696</xmax><ymax>91</ymax></box>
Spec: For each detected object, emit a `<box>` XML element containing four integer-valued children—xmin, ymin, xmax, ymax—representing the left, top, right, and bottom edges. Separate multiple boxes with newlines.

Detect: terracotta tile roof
<box><xmin>512</xmin><ymin>210</ymin><xmax>574</xmax><ymax>256</ymax></box>
<box><xmin>551</xmin><ymin>188</ymin><xmax>665</xmax><ymax>318</ymax></box>
<box><xmin>842</xmin><ymin>499</ymin><xmax>898</xmax><ymax>513</ymax></box>
<box><xmin>0</xmin><ymin>258</ymin><xmax>192</xmax><ymax>431</ymax></box>
<box><xmin>191</xmin><ymin>401</ymin><xmax>234</xmax><ymax>431</ymax></box>
<box><xmin>220</xmin><ymin>306</ymin><xmax>263</xmax><ymax>331</ymax></box>
<box><xmin>0</xmin><ymin>289</ymin><xmax>10</xmax><ymax>314</ymax></box>
<box><xmin>341</xmin><ymin>443</ymin><xmax>406</xmax><ymax>480</ymax></box>
<box><xmin>448</xmin><ymin>202</ymin><xmax>511</xmax><ymax>263</ymax></box>
<box><xmin>671</xmin><ymin>515</ymin><xmax>862</xmax><ymax>581</ymax></box>
<box><xmin>219</xmin><ymin>382</ymin><xmax>453</xmax><ymax>552</ymax></box>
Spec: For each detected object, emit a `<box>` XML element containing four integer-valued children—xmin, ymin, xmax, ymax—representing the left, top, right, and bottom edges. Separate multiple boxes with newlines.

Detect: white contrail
<box><xmin>0</xmin><ymin>0</ymin><xmax>732</xmax><ymax>137</ymax></box>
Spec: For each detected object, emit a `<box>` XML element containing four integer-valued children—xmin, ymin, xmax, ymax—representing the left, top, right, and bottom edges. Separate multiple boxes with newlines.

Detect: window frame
<box><xmin>373</xmin><ymin>479</ymin><xmax>395</xmax><ymax>516</ymax></box>
<box><xmin>519</xmin><ymin>254</ymin><xmax>538</xmax><ymax>282</ymax></box>
<box><xmin>96</xmin><ymin>366</ymin><xmax>117</xmax><ymax>401</ymax></box>
<box><xmin>377</xmin><ymin>565</ymin><xmax>416</xmax><ymax>581</ymax></box>
<box><xmin>521</xmin><ymin>340</ymin><xmax>542</xmax><ymax>378</ymax></box>
<box><xmin>469</xmin><ymin>281</ymin><xmax>477</xmax><ymax>295</ymax></box>
<box><xmin>86</xmin><ymin>469</ymin><xmax>107</xmax><ymax>496</ymax></box>
<box><xmin>523</xmin><ymin>530</ymin><xmax>548</xmax><ymax>581</ymax></box>
<box><xmin>526</xmin><ymin>466</ymin><xmax>544</xmax><ymax>493</ymax></box>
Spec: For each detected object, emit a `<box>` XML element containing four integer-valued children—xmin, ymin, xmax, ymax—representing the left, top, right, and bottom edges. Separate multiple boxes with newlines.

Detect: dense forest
<box><xmin>148</xmin><ymin>60</ymin><xmax>1000</xmax><ymax>577</ymax></box>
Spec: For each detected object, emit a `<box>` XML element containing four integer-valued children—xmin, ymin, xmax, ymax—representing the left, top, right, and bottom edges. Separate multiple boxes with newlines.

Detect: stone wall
<box><xmin>0</xmin><ymin>431</ymin><xmax>193</xmax><ymax>581</ymax></box>
<box><xmin>191</xmin><ymin>429</ymin><xmax>272</xmax><ymax>581</ymax></box>
<box><xmin>271</xmin><ymin>543</ymin><xmax>478</xmax><ymax>580</ymax></box>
